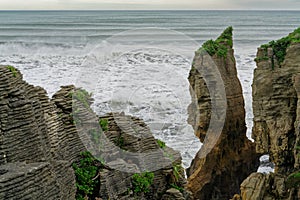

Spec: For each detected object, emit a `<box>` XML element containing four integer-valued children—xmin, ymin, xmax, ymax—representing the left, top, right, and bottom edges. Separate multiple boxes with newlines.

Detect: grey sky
<box><xmin>0</xmin><ymin>0</ymin><xmax>299</xmax><ymax>10</ymax></box>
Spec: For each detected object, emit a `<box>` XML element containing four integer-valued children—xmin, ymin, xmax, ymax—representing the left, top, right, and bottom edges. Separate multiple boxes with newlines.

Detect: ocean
<box><xmin>0</xmin><ymin>10</ymin><xmax>299</xmax><ymax>170</ymax></box>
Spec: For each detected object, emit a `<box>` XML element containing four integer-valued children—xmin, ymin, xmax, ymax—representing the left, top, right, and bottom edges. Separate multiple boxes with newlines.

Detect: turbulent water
<box><xmin>0</xmin><ymin>10</ymin><xmax>299</xmax><ymax>169</ymax></box>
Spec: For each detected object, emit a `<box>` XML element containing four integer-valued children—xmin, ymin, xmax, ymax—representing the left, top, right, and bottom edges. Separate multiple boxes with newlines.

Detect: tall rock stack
<box><xmin>186</xmin><ymin>27</ymin><xmax>259</xmax><ymax>199</ymax></box>
<box><xmin>239</xmin><ymin>28</ymin><xmax>300</xmax><ymax>200</ymax></box>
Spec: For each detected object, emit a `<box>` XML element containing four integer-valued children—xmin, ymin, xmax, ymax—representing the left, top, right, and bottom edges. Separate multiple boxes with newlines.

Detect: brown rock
<box><xmin>252</xmin><ymin>44</ymin><xmax>300</xmax><ymax>173</ymax></box>
<box><xmin>240</xmin><ymin>29</ymin><xmax>300</xmax><ymax>200</ymax></box>
<box><xmin>186</xmin><ymin>27</ymin><xmax>259</xmax><ymax>199</ymax></box>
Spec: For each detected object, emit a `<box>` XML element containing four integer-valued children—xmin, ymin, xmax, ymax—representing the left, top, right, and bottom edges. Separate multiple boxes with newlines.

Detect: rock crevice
<box><xmin>238</xmin><ymin>29</ymin><xmax>300</xmax><ymax>200</ymax></box>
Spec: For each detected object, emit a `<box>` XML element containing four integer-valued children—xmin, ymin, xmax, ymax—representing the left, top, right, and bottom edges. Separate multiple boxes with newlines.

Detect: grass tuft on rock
<box><xmin>71</xmin><ymin>88</ymin><xmax>93</xmax><ymax>110</ymax></box>
<box><xmin>6</xmin><ymin>65</ymin><xmax>17</xmax><ymax>77</ymax></box>
<box><xmin>72</xmin><ymin>151</ymin><xmax>99</xmax><ymax>200</ymax></box>
<box><xmin>286</xmin><ymin>171</ymin><xmax>300</xmax><ymax>189</ymax></box>
<box><xmin>131</xmin><ymin>172</ymin><xmax>154</xmax><ymax>194</ymax></box>
<box><xmin>99</xmin><ymin>118</ymin><xmax>108</xmax><ymax>131</ymax></box>
<box><xmin>198</xmin><ymin>26</ymin><xmax>233</xmax><ymax>58</ymax></box>
<box><xmin>157</xmin><ymin>139</ymin><xmax>166</xmax><ymax>149</ymax></box>
<box><xmin>258</xmin><ymin>27</ymin><xmax>300</xmax><ymax>66</ymax></box>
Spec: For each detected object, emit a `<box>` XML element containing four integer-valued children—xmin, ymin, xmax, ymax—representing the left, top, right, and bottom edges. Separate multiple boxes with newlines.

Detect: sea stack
<box><xmin>186</xmin><ymin>27</ymin><xmax>259</xmax><ymax>199</ymax></box>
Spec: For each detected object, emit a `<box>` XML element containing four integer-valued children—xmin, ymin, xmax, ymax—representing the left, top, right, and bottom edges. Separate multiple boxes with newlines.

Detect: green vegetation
<box><xmin>199</xmin><ymin>26</ymin><xmax>233</xmax><ymax>58</ymax></box>
<box><xmin>168</xmin><ymin>164</ymin><xmax>184</xmax><ymax>193</ymax></box>
<box><xmin>131</xmin><ymin>172</ymin><xmax>154</xmax><ymax>194</ymax></box>
<box><xmin>6</xmin><ymin>65</ymin><xmax>17</xmax><ymax>77</ymax></box>
<box><xmin>258</xmin><ymin>27</ymin><xmax>300</xmax><ymax>67</ymax></box>
<box><xmin>114</xmin><ymin>135</ymin><xmax>124</xmax><ymax>147</ymax></box>
<box><xmin>217</xmin><ymin>26</ymin><xmax>234</xmax><ymax>47</ymax></box>
<box><xmin>72</xmin><ymin>151</ymin><xmax>99</xmax><ymax>200</ymax></box>
<box><xmin>172</xmin><ymin>164</ymin><xmax>183</xmax><ymax>182</ymax></box>
<box><xmin>71</xmin><ymin>89</ymin><xmax>93</xmax><ymax>110</ymax></box>
<box><xmin>157</xmin><ymin>139</ymin><xmax>166</xmax><ymax>149</ymax></box>
<box><xmin>99</xmin><ymin>118</ymin><xmax>108</xmax><ymax>131</ymax></box>
<box><xmin>286</xmin><ymin>171</ymin><xmax>300</xmax><ymax>189</ymax></box>
<box><xmin>254</xmin><ymin>56</ymin><xmax>269</xmax><ymax>62</ymax></box>
<box><xmin>170</xmin><ymin>183</ymin><xmax>184</xmax><ymax>193</ymax></box>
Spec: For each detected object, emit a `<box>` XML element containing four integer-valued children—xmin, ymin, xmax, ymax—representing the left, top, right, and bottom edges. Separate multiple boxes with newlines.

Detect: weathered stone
<box><xmin>161</xmin><ymin>188</ymin><xmax>185</xmax><ymax>200</ymax></box>
<box><xmin>0</xmin><ymin>65</ymin><xmax>191</xmax><ymax>199</ymax></box>
<box><xmin>239</xmin><ymin>30</ymin><xmax>300</xmax><ymax>200</ymax></box>
<box><xmin>96</xmin><ymin>113</ymin><xmax>189</xmax><ymax>200</ymax></box>
<box><xmin>186</xmin><ymin>28</ymin><xmax>259</xmax><ymax>199</ymax></box>
<box><xmin>0</xmin><ymin>66</ymin><xmax>85</xmax><ymax>199</ymax></box>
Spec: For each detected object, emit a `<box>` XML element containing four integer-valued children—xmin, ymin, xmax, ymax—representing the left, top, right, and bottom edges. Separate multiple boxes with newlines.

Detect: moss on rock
<box><xmin>258</xmin><ymin>27</ymin><xmax>300</xmax><ymax>66</ymax></box>
<box><xmin>198</xmin><ymin>26</ymin><xmax>233</xmax><ymax>58</ymax></box>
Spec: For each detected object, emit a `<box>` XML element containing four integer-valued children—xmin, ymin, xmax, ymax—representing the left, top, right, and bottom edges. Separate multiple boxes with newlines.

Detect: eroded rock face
<box><xmin>186</xmin><ymin>28</ymin><xmax>259</xmax><ymax>199</ymax></box>
<box><xmin>96</xmin><ymin>113</ymin><xmax>190</xmax><ymax>200</ymax></box>
<box><xmin>0</xmin><ymin>66</ymin><xmax>86</xmax><ymax>199</ymax></box>
<box><xmin>239</xmin><ymin>33</ymin><xmax>300</xmax><ymax>200</ymax></box>
<box><xmin>253</xmin><ymin>43</ymin><xmax>300</xmax><ymax>173</ymax></box>
<box><xmin>0</xmin><ymin>65</ymin><xmax>191</xmax><ymax>200</ymax></box>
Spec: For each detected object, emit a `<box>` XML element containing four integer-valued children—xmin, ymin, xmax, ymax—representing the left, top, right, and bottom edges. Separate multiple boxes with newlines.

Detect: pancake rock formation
<box><xmin>237</xmin><ymin>27</ymin><xmax>300</xmax><ymax>200</ymax></box>
<box><xmin>186</xmin><ymin>27</ymin><xmax>259</xmax><ymax>200</ymax></box>
<box><xmin>0</xmin><ymin>66</ymin><xmax>190</xmax><ymax>200</ymax></box>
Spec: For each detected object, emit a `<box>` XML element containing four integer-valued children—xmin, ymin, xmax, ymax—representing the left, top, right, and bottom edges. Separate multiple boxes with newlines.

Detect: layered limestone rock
<box><xmin>0</xmin><ymin>66</ymin><xmax>87</xmax><ymax>199</ymax></box>
<box><xmin>186</xmin><ymin>27</ymin><xmax>259</xmax><ymax>199</ymax></box>
<box><xmin>239</xmin><ymin>28</ymin><xmax>300</xmax><ymax>200</ymax></box>
<box><xmin>0</xmin><ymin>65</ymin><xmax>190</xmax><ymax>199</ymax></box>
<box><xmin>94</xmin><ymin>113</ymin><xmax>190</xmax><ymax>200</ymax></box>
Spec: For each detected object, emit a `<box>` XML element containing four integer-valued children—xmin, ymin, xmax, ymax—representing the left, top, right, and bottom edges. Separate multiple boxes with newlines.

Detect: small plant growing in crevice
<box><xmin>167</xmin><ymin>164</ymin><xmax>185</xmax><ymax>193</ymax></box>
<box><xmin>172</xmin><ymin>164</ymin><xmax>183</xmax><ymax>182</ymax></box>
<box><xmin>286</xmin><ymin>171</ymin><xmax>300</xmax><ymax>189</ymax></box>
<box><xmin>131</xmin><ymin>172</ymin><xmax>154</xmax><ymax>194</ymax></box>
<box><xmin>157</xmin><ymin>139</ymin><xmax>166</xmax><ymax>149</ymax></box>
<box><xmin>99</xmin><ymin>118</ymin><xmax>108</xmax><ymax>131</ymax></box>
<box><xmin>72</xmin><ymin>151</ymin><xmax>99</xmax><ymax>200</ymax></box>
<box><xmin>170</xmin><ymin>183</ymin><xmax>184</xmax><ymax>192</ymax></box>
<box><xmin>6</xmin><ymin>65</ymin><xmax>17</xmax><ymax>77</ymax></box>
<box><xmin>71</xmin><ymin>89</ymin><xmax>93</xmax><ymax>110</ymax></box>
<box><xmin>114</xmin><ymin>135</ymin><xmax>124</xmax><ymax>147</ymax></box>
<box><xmin>254</xmin><ymin>56</ymin><xmax>269</xmax><ymax>62</ymax></box>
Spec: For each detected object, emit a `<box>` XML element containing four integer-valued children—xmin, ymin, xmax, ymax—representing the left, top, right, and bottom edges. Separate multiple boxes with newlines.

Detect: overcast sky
<box><xmin>0</xmin><ymin>0</ymin><xmax>299</xmax><ymax>10</ymax></box>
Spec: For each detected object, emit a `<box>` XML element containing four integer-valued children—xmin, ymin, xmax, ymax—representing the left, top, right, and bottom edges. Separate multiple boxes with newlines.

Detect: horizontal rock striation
<box><xmin>239</xmin><ymin>28</ymin><xmax>300</xmax><ymax>200</ymax></box>
<box><xmin>0</xmin><ymin>66</ymin><xmax>86</xmax><ymax>199</ymax></box>
<box><xmin>186</xmin><ymin>27</ymin><xmax>259</xmax><ymax>199</ymax></box>
<box><xmin>0</xmin><ymin>65</ymin><xmax>191</xmax><ymax>199</ymax></box>
<box><xmin>95</xmin><ymin>113</ymin><xmax>190</xmax><ymax>200</ymax></box>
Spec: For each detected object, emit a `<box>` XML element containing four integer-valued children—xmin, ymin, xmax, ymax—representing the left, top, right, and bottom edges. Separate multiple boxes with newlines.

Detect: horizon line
<box><xmin>0</xmin><ymin>9</ymin><xmax>300</xmax><ymax>11</ymax></box>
